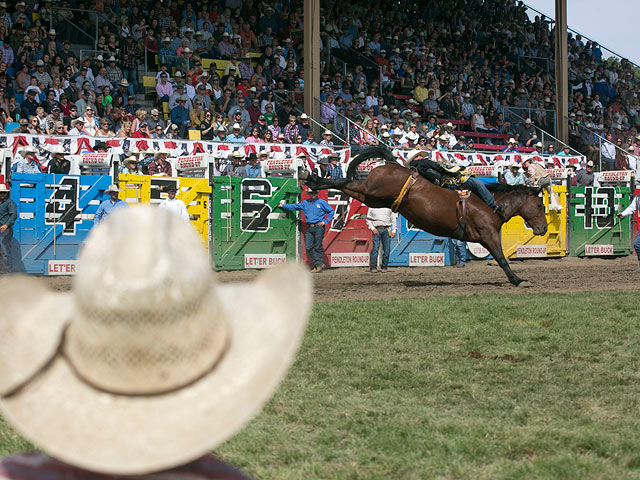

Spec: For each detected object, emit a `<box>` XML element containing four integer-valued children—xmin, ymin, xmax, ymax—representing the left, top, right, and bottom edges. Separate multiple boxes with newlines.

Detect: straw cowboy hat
<box><xmin>104</xmin><ymin>184</ymin><xmax>121</xmax><ymax>193</ymax></box>
<box><xmin>0</xmin><ymin>206</ymin><xmax>311</xmax><ymax>475</ymax></box>
<box><xmin>18</xmin><ymin>146</ymin><xmax>38</xmax><ymax>155</ymax></box>
<box><xmin>123</xmin><ymin>156</ymin><xmax>138</xmax><ymax>166</ymax></box>
<box><xmin>154</xmin><ymin>150</ymin><xmax>170</xmax><ymax>159</ymax></box>
<box><xmin>51</xmin><ymin>145</ymin><xmax>67</xmax><ymax>156</ymax></box>
<box><xmin>404</xmin><ymin>149</ymin><xmax>430</xmax><ymax>167</ymax></box>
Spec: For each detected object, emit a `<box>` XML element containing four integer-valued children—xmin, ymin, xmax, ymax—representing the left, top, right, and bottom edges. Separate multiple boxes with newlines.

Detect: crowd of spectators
<box><xmin>0</xmin><ymin>0</ymin><xmax>638</xmax><ymax>171</ymax></box>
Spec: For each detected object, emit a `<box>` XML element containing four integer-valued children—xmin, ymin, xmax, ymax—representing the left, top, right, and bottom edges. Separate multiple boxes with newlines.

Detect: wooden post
<box><xmin>303</xmin><ymin>0</ymin><xmax>320</xmax><ymax>125</ymax></box>
<box><xmin>554</xmin><ymin>0</ymin><xmax>568</xmax><ymax>143</ymax></box>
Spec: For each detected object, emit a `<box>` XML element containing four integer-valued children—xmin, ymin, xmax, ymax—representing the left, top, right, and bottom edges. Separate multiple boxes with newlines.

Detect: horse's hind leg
<box><xmin>481</xmin><ymin>232</ymin><xmax>524</xmax><ymax>286</ymax></box>
<box><xmin>304</xmin><ymin>174</ymin><xmax>351</xmax><ymax>191</ymax></box>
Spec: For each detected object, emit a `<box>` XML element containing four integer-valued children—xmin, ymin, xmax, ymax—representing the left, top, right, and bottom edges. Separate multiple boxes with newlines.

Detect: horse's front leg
<box><xmin>478</xmin><ymin>231</ymin><xmax>524</xmax><ymax>286</ymax></box>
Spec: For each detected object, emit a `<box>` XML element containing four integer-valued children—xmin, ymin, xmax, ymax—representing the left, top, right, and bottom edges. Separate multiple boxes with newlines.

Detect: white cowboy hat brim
<box><xmin>405</xmin><ymin>149</ymin><xmax>430</xmax><ymax>166</ymax></box>
<box><xmin>0</xmin><ymin>262</ymin><xmax>311</xmax><ymax>475</ymax></box>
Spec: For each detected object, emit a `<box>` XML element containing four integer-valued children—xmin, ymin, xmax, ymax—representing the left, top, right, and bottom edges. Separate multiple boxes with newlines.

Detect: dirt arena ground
<box><xmin>43</xmin><ymin>255</ymin><xmax>640</xmax><ymax>302</ymax></box>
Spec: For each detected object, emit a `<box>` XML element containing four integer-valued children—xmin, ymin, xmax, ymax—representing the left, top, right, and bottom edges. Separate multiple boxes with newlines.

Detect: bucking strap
<box><xmin>391</xmin><ymin>172</ymin><xmax>418</xmax><ymax>212</ymax></box>
<box><xmin>453</xmin><ymin>190</ymin><xmax>470</xmax><ymax>240</ymax></box>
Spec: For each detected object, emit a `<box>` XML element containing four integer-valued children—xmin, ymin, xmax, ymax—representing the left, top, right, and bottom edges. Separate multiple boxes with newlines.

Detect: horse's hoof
<box><xmin>513</xmin><ymin>279</ymin><xmax>529</xmax><ymax>287</ymax></box>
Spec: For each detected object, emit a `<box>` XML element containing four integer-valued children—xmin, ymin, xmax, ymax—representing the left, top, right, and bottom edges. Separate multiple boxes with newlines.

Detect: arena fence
<box><xmin>2</xmin><ymin>139</ymin><xmax>636</xmax><ymax>274</ymax></box>
<box><xmin>569</xmin><ymin>181</ymin><xmax>633</xmax><ymax>257</ymax></box>
<box><xmin>9</xmin><ymin>172</ymin><xmax>111</xmax><ymax>274</ymax></box>
<box><xmin>211</xmin><ymin>176</ymin><xmax>299</xmax><ymax>271</ymax></box>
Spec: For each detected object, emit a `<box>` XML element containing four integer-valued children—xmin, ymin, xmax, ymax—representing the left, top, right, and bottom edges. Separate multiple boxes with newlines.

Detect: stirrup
<box><xmin>493</xmin><ymin>204</ymin><xmax>505</xmax><ymax>217</ymax></box>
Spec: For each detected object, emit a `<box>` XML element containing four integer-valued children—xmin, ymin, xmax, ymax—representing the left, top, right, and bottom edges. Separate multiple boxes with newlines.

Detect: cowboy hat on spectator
<box><xmin>104</xmin><ymin>184</ymin><xmax>121</xmax><ymax>194</ymax></box>
<box><xmin>119</xmin><ymin>79</ymin><xmax>129</xmax><ymax>87</ymax></box>
<box><xmin>51</xmin><ymin>146</ymin><xmax>67</xmax><ymax>156</ymax></box>
<box><xmin>0</xmin><ymin>206</ymin><xmax>311</xmax><ymax>475</ymax></box>
<box><xmin>19</xmin><ymin>146</ymin><xmax>38</xmax><ymax>155</ymax></box>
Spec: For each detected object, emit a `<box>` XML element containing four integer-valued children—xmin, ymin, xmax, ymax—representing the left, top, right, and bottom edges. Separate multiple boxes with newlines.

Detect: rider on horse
<box><xmin>409</xmin><ymin>152</ymin><xmax>505</xmax><ymax>218</ymax></box>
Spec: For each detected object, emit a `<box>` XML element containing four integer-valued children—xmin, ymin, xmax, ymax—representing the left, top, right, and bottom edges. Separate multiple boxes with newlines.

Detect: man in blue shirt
<box><xmin>279</xmin><ymin>190</ymin><xmax>334</xmax><ymax>273</ymax></box>
<box><xmin>245</xmin><ymin>153</ymin><xmax>262</xmax><ymax>178</ymax></box>
<box><xmin>0</xmin><ymin>183</ymin><xmax>17</xmax><ymax>273</ymax></box>
<box><xmin>170</xmin><ymin>96</ymin><xmax>190</xmax><ymax>139</ymax></box>
<box><xmin>326</xmin><ymin>154</ymin><xmax>343</xmax><ymax>179</ymax></box>
<box><xmin>226</xmin><ymin>123</ymin><xmax>246</xmax><ymax>143</ymax></box>
<box><xmin>95</xmin><ymin>185</ymin><xmax>128</xmax><ymax>223</ymax></box>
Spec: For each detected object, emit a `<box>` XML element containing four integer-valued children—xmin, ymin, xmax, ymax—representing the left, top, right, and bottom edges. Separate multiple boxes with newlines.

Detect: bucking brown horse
<box><xmin>304</xmin><ymin>147</ymin><xmax>548</xmax><ymax>286</ymax></box>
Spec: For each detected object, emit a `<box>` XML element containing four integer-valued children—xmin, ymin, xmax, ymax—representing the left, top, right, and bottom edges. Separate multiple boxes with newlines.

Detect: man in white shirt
<box><xmin>617</xmin><ymin>193</ymin><xmax>640</xmax><ymax>272</ymax></box>
<box><xmin>159</xmin><ymin>185</ymin><xmax>189</xmax><ymax>223</ymax></box>
<box><xmin>366</xmin><ymin>207</ymin><xmax>397</xmax><ymax>273</ymax></box>
<box><xmin>600</xmin><ymin>134</ymin><xmax>616</xmax><ymax>171</ymax></box>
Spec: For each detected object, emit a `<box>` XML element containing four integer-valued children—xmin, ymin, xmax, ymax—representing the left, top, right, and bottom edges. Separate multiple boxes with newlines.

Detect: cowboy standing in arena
<box><xmin>94</xmin><ymin>184</ymin><xmax>127</xmax><ymax>223</ymax></box>
<box><xmin>617</xmin><ymin>193</ymin><xmax>640</xmax><ymax>272</ymax></box>
<box><xmin>279</xmin><ymin>189</ymin><xmax>334</xmax><ymax>273</ymax></box>
<box><xmin>159</xmin><ymin>185</ymin><xmax>189</xmax><ymax>223</ymax></box>
<box><xmin>0</xmin><ymin>184</ymin><xmax>16</xmax><ymax>274</ymax></box>
<box><xmin>366</xmin><ymin>207</ymin><xmax>397</xmax><ymax>273</ymax></box>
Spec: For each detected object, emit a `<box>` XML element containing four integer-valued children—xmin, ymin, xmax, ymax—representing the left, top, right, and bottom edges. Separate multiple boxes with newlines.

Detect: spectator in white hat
<box><xmin>319</xmin><ymin>129</ymin><xmax>334</xmax><ymax>147</ymax></box>
<box><xmin>14</xmin><ymin>146</ymin><xmax>42</xmax><ymax>174</ymax></box>
<box><xmin>0</xmin><ymin>206</ymin><xmax>311</xmax><ymax>477</ymax></box>
<box><xmin>534</xmin><ymin>141</ymin><xmax>544</xmax><ymax>154</ymax></box>
<box><xmin>503</xmin><ymin>161</ymin><xmax>526</xmax><ymax>185</ymax></box>
<box><xmin>47</xmin><ymin>146</ymin><xmax>70</xmax><ymax>174</ymax></box>
<box><xmin>226</xmin><ymin>123</ymin><xmax>246</xmax><ymax>143</ymax></box>
<box><xmin>148</xmin><ymin>151</ymin><xmax>172</xmax><ymax>176</ymax></box>
<box><xmin>502</xmin><ymin>138</ymin><xmax>519</xmax><ymax>153</ymax></box>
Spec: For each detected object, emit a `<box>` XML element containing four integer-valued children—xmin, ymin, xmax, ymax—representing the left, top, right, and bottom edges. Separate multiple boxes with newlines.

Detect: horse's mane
<box><xmin>486</xmin><ymin>183</ymin><xmax>538</xmax><ymax>194</ymax></box>
<box><xmin>346</xmin><ymin>146</ymin><xmax>397</xmax><ymax>180</ymax></box>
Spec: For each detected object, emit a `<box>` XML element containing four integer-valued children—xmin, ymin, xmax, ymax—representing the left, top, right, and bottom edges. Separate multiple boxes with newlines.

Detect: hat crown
<box><xmin>68</xmin><ymin>207</ymin><xmax>227</xmax><ymax>395</ymax></box>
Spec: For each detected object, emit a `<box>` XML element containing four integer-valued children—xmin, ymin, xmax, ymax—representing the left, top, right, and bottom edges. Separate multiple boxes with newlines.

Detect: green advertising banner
<box><xmin>569</xmin><ymin>186</ymin><xmax>631</xmax><ymax>257</ymax></box>
<box><xmin>212</xmin><ymin>177</ymin><xmax>300</xmax><ymax>270</ymax></box>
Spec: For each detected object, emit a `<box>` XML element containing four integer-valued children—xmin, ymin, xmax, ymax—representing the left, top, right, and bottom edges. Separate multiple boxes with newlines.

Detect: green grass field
<box><xmin>2</xmin><ymin>292</ymin><xmax>640</xmax><ymax>479</ymax></box>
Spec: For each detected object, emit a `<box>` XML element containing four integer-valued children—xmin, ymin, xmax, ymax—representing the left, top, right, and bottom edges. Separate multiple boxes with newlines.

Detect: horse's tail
<box><xmin>346</xmin><ymin>146</ymin><xmax>397</xmax><ymax>181</ymax></box>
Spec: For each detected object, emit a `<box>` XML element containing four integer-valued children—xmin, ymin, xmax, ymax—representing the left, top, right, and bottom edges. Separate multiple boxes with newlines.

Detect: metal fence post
<box><xmin>598</xmin><ymin>137</ymin><xmax>602</xmax><ymax>171</ymax></box>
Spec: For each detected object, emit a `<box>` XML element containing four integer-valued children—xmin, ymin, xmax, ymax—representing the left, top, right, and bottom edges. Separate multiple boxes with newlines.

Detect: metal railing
<box><xmin>271</xmin><ymin>91</ymin><xmax>347</xmax><ymax>145</ymax></box>
<box><xmin>517</xmin><ymin>55</ymin><xmax>553</xmax><ymax>75</ymax></box>
<box><xmin>523</xmin><ymin>1</ymin><xmax>640</xmax><ymax>69</ymax></box>
<box><xmin>571</xmin><ymin>121</ymin><xmax>635</xmax><ymax>171</ymax></box>
<box><xmin>326</xmin><ymin>37</ymin><xmax>383</xmax><ymax>95</ymax></box>
<box><xmin>504</xmin><ymin>106</ymin><xmax>577</xmax><ymax>155</ymax></box>
<box><xmin>313</xmin><ymin>97</ymin><xmax>379</xmax><ymax>147</ymax></box>
<box><xmin>49</xmin><ymin>7</ymin><xmax>99</xmax><ymax>46</ymax></box>
<box><xmin>502</xmin><ymin>106</ymin><xmax>557</xmax><ymax>137</ymax></box>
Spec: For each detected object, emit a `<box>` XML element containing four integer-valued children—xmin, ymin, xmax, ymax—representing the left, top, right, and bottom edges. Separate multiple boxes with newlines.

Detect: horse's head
<box><xmin>519</xmin><ymin>187</ymin><xmax>548</xmax><ymax>236</ymax></box>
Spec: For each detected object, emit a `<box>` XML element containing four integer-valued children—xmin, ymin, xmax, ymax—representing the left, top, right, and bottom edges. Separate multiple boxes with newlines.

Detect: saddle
<box><xmin>453</xmin><ymin>190</ymin><xmax>471</xmax><ymax>240</ymax></box>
